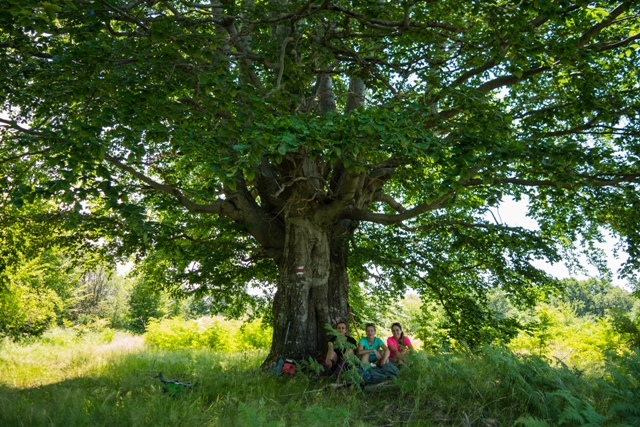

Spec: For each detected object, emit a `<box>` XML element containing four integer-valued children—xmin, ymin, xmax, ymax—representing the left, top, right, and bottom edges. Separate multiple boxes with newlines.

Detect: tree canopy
<box><xmin>1</xmin><ymin>0</ymin><xmax>639</xmax><ymax>359</ymax></box>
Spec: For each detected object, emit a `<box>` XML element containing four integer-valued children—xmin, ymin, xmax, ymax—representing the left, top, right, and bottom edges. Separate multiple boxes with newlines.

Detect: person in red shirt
<box><xmin>387</xmin><ymin>322</ymin><xmax>415</xmax><ymax>365</ymax></box>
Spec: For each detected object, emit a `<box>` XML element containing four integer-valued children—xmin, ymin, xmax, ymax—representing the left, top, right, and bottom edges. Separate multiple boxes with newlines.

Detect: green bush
<box><xmin>238</xmin><ymin>319</ymin><xmax>272</xmax><ymax>351</ymax></box>
<box><xmin>509</xmin><ymin>304</ymin><xmax>626</xmax><ymax>375</ymax></box>
<box><xmin>127</xmin><ymin>279</ymin><xmax>166</xmax><ymax>333</ymax></box>
<box><xmin>0</xmin><ymin>278</ymin><xmax>63</xmax><ymax>338</ymax></box>
<box><xmin>143</xmin><ymin>317</ymin><xmax>271</xmax><ymax>352</ymax></box>
<box><xmin>145</xmin><ymin>317</ymin><xmax>208</xmax><ymax>350</ymax></box>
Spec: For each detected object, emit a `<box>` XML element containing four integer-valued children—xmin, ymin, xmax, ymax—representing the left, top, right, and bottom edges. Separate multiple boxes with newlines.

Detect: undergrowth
<box><xmin>1</xmin><ymin>329</ymin><xmax>639</xmax><ymax>426</ymax></box>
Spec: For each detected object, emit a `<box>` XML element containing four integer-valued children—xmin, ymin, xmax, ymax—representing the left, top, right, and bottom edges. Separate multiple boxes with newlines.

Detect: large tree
<box><xmin>1</xmin><ymin>0</ymin><xmax>639</xmax><ymax>361</ymax></box>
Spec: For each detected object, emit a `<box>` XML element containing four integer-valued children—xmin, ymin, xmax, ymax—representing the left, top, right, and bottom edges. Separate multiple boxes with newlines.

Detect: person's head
<box><xmin>391</xmin><ymin>322</ymin><xmax>404</xmax><ymax>340</ymax></box>
<box><xmin>365</xmin><ymin>323</ymin><xmax>376</xmax><ymax>338</ymax></box>
<box><xmin>335</xmin><ymin>321</ymin><xmax>348</xmax><ymax>335</ymax></box>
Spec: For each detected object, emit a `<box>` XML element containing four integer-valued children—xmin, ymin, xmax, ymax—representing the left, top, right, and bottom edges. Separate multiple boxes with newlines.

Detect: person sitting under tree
<box><xmin>325</xmin><ymin>321</ymin><xmax>357</xmax><ymax>373</ymax></box>
<box><xmin>357</xmin><ymin>323</ymin><xmax>390</xmax><ymax>366</ymax></box>
<box><xmin>387</xmin><ymin>322</ymin><xmax>415</xmax><ymax>366</ymax></box>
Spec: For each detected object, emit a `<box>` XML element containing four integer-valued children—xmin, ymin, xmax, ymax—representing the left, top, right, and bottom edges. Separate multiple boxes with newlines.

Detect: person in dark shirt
<box><xmin>325</xmin><ymin>321</ymin><xmax>357</xmax><ymax>370</ymax></box>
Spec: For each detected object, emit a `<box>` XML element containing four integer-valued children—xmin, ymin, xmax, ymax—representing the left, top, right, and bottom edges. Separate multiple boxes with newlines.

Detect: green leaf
<box><xmin>43</xmin><ymin>2</ymin><xmax>61</xmax><ymax>18</ymax></box>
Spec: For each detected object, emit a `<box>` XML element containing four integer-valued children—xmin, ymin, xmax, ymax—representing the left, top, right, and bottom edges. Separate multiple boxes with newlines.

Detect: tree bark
<box><xmin>266</xmin><ymin>216</ymin><xmax>351</xmax><ymax>364</ymax></box>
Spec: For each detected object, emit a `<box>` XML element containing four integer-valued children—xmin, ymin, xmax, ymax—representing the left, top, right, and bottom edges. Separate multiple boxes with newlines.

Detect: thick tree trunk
<box><xmin>266</xmin><ymin>217</ymin><xmax>350</xmax><ymax>364</ymax></box>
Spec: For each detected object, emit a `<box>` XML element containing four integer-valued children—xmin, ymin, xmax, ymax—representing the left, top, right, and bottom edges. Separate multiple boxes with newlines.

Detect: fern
<box><xmin>598</xmin><ymin>348</ymin><xmax>640</xmax><ymax>425</ymax></box>
<box><xmin>609</xmin><ymin>402</ymin><xmax>640</xmax><ymax>416</ymax></box>
<box><xmin>514</xmin><ymin>415</ymin><xmax>551</xmax><ymax>426</ymax></box>
<box><xmin>581</xmin><ymin>404</ymin><xmax>607</xmax><ymax>425</ymax></box>
<box><xmin>551</xmin><ymin>389</ymin><xmax>606</xmax><ymax>426</ymax></box>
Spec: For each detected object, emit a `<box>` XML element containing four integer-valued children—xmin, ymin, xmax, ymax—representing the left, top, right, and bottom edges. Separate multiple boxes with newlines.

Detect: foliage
<box><xmin>610</xmin><ymin>310</ymin><xmax>640</xmax><ymax>348</ymax></box>
<box><xmin>237</xmin><ymin>319</ymin><xmax>273</xmax><ymax>351</ymax></box>
<box><xmin>144</xmin><ymin>317</ymin><xmax>223</xmax><ymax>351</ymax></box>
<box><xmin>558</xmin><ymin>278</ymin><xmax>637</xmax><ymax>318</ymax></box>
<box><xmin>4</xmin><ymin>330</ymin><xmax>640</xmax><ymax>426</ymax></box>
<box><xmin>0</xmin><ymin>199</ymin><xmax>97</xmax><ymax>282</ymax></box>
<box><xmin>127</xmin><ymin>277</ymin><xmax>167</xmax><ymax>334</ymax></box>
<box><xmin>0</xmin><ymin>199</ymin><xmax>137</xmax><ymax>336</ymax></box>
<box><xmin>62</xmin><ymin>264</ymin><xmax>136</xmax><ymax>331</ymax></box>
<box><xmin>0</xmin><ymin>238</ymin><xmax>138</xmax><ymax>338</ymax></box>
<box><xmin>599</xmin><ymin>350</ymin><xmax>640</xmax><ymax>425</ymax></box>
<box><xmin>510</xmin><ymin>304</ymin><xmax>627</xmax><ymax>375</ymax></box>
<box><xmin>144</xmin><ymin>317</ymin><xmax>272</xmax><ymax>352</ymax></box>
<box><xmin>2</xmin><ymin>0</ymin><xmax>640</xmax><ymax>357</ymax></box>
<box><xmin>0</xmin><ymin>279</ymin><xmax>61</xmax><ymax>339</ymax></box>
<box><xmin>0</xmin><ymin>252</ymin><xmax>66</xmax><ymax>338</ymax></box>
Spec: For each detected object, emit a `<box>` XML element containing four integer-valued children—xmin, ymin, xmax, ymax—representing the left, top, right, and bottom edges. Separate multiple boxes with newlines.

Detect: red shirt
<box><xmin>387</xmin><ymin>336</ymin><xmax>412</xmax><ymax>359</ymax></box>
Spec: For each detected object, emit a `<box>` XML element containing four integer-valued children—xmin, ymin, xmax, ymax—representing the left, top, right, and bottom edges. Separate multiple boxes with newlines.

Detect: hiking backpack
<box><xmin>360</xmin><ymin>363</ymin><xmax>400</xmax><ymax>385</ymax></box>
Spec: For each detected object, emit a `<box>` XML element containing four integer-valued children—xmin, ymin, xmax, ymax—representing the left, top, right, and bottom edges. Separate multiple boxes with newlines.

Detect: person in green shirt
<box><xmin>357</xmin><ymin>323</ymin><xmax>390</xmax><ymax>366</ymax></box>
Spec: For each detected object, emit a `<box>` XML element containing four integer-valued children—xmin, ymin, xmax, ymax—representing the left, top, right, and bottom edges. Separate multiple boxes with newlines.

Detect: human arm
<box><xmin>357</xmin><ymin>339</ymin><xmax>380</xmax><ymax>359</ymax></box>
<box><xmin>325</xmin><ymin>341</ymin><xmax>335</xmax><ymax>367</ymax></box>
<box><xmin>344</xmin><ymin>336</ymin><xmax>356</xmax><ymax>356</ymax></box>
<box><xmin>405</xmin><ymin>337</ymin><xmax>415</xmax><ymax>353</ymax></box>
<box><xmin>380</xmin><ymin>343</ymin><xmax>390</xmax><ymax>364</ymax></box>
<box><xmin>395</xmin><ymin>337</ymin><xmax>414</xmax><ymax>364</ymax></box>
<box><xmin>388</xmin><ymin>345</ymin><xmax>400</xmax><ymax>357</ymax></box>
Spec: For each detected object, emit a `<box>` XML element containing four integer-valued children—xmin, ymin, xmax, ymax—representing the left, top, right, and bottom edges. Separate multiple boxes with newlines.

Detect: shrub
<box><xmin>509</xmin><ymin>304</ymin><xmax>626</xmax><ymax>375</ymax></box>
<box><xmin>144</xmin><ymin>317</ymin><xmax>206</xmax><ymax>350</ymax></box>
<box><xmin>238</xmin><ymin>319</ymin><xmax>272</xmax><ymax>351</ymax></box>
<box><xmin>0</xmin><ymin>281</ymin><xmax>62</xmax><ymax>339</ymax></box>
<box><xmin>143</xmin><ymin>317</ymin><xmax>271</xmax><ymax>352</ymax></box>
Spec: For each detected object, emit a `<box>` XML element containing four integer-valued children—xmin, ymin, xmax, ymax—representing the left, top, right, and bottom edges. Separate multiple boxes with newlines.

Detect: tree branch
<box><xmin>276</xmin><ymin>37</ymin><xmax>293</xmax><ymax>89</ymax></box>
<box><xmin>538</xmin><ymin>122</ymin><xmax>602</xmax><ymax>138</ymax></box>
<box><xmin>343</xmin><ymin>192</ymin><xmax>453</xmax><ymax>225</ymax></box>
<box><xmin>323</xmin><ymin>3</ymin><xmax>465</xmax><ymax>33</ymax></box>
<box><xmin>224</xmin><ymin>22</ymin><xmax>264</xmax><ymax>90</ymax></box>
<box><xmin>587</xmin><ymin>32</ymin><xmax>640</xmax><ymax>51</ymax></box>
<box><xmin>0</xmin><ymin>148</ymin><xmax>52</xmax><ymax>165</ymax></box>
<box><xmin>103</xmin><ymin>154</ymin><xmax>234</xmax><ymax>215</ymax></box>
<box><xmin>577</xmin><ymin>2</ymin><xmax>631</xmax><ymax>48</ymax></box>
<box><xmin>477</xmin><ymin>66</ymin><xmax>551</xmax><ymax>94</ymax></box>
<box><xmin>463</xmin><ymin>174</ymin><xmax>640</xmax><ymax>189</ymax></box>
<box><xmin>315</xmin><ymin>72</ymin><xmax>337</xmax><ymax>114</ymax></box>
<box><xmin>345</xmin><ymin>76</ymin><xmax>365</xmax><ymax>113</ymax></box>
<box><xmin>373</xmin><ymin>192</ymin><xmax>406</xmax><ymax>213</ymax></box>
<box><xmin>0</xmin><ymin>118</ymin><xmax>46</xmax><ymax>136</ymax></box>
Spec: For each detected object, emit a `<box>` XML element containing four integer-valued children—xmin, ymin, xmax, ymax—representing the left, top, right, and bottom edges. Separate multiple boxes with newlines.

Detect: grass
<box><xmin>1</xmin><ymin>328</ymin><xmax>639</xmax><ymax>426</ymax></box>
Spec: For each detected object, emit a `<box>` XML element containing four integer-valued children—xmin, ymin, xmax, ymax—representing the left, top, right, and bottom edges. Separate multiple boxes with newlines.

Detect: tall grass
<box><xmin>1</xmin><ymin>327</ymin><xmax>639</xmax><ymax>426</ymax></box>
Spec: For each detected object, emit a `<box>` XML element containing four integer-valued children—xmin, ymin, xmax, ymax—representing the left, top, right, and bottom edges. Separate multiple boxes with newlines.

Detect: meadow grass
<box><xmin>1</xmin><ymin>328</ymin><xmax>639</xmax><ymax>426</ymax></box>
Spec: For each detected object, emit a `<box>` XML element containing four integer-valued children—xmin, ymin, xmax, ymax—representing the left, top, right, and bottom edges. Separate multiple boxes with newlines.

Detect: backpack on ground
<box><xmin>379</xmin><ymin>362</ymin><xmax>400</xmax><ymax>378</ymax></box>
<box><xmin>359</xmin><ymin>362</ymin><xmax>400</xmax><ymax>386</ymax></box>
<box><xmin>267</xmin><ymin>358</ymin><xmax>297</xmax><ymax>377</ymax></box>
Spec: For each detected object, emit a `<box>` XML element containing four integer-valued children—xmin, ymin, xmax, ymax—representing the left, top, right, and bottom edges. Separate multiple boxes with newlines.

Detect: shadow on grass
<box><xmin>0</xmin><ymin>349</ymin><xmax>383</xmax><ymax>427</ymax></box>
<box><xmin>6</xmin><ymin>344</ymin><xmax>636</xmax><ymax>426</ymax></box>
